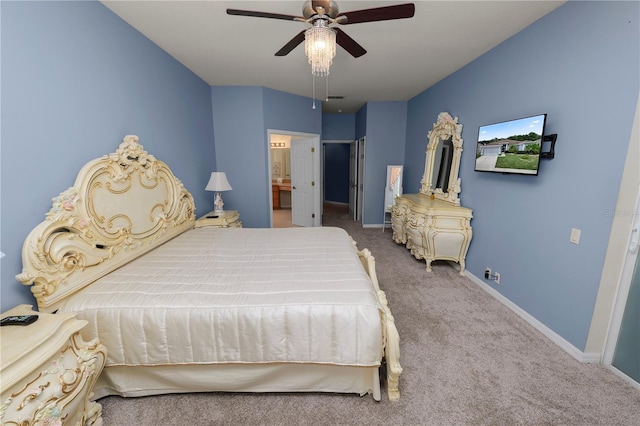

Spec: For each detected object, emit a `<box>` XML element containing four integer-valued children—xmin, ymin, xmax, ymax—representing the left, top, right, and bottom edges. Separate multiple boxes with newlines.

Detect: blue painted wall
<box><xmin>1</xmin><ymin>1</ymin><xmax>215</xmax><ymax>311</ymax></box>
<box><xmin>404</xmin><ymin>1</ymin><xmax>639</xmax><ymax>350</ymax></box>
<box><xmin>355</xmin><ymin>103</ymin><xmax>367</xmax><ymax>140</ymax></box>
<box><xmin>211</xmin><ymin>86</ymin><xmax>321</xmax><ymax>228</ymax></box>
<box><xmin>362</xmin><ymin>101</ymin><xmax>407</xmax><ymax>225</ymax></box>
<box><xmin>264</xmin><ymin>87</ymin><xmax>322</xmax><ymax>138</ymax></box>
<box><xmin>210</xmin><ymin>86</ymin><xmax>266</xmax><ymax>226</ymax></box>
<box><xmin>322</xmin><ymin>113</ymin><xmax>355</xmax><ymax>140</ymax></box>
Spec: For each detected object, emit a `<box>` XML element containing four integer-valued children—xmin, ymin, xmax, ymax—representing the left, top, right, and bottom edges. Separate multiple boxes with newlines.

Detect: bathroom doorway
<box><xmin>268</xmin><ymin>130</ymin><xmax>321</xmax><ymax>228</ymax></box>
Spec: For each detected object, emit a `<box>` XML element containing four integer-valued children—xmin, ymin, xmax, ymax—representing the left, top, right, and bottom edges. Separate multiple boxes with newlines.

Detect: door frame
<box><xmin>357</xmin><ymin>136</ymin><xmax>366</xmax><ymax>222</ymax></box>
<box><xmin>349</xmin><ymin>140</ymin><xmax>358</xmax><ymax>221</ymax></box>
<box><xmin>602</xmin><ymin>183</ymin><xmax>640</xmax><ymax>389</ymax></box>
<box><xmin>267</xmin><ymin>129</ymin><xmax>321</xmax><ymax>227</ymax></box>
<box><xmin>589</xmin><ymin>94</ymin><xmax>639</xmax><ymax>389</ymax></box>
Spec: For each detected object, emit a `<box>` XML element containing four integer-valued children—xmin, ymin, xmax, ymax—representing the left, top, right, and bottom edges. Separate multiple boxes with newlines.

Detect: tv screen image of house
<box><xmin>474</xmin><ymin>113</ymin><xmax>547</xmax><ymax>175</ymax></box>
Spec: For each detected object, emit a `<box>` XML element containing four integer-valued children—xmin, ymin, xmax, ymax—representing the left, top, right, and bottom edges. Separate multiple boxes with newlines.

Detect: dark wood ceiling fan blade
<box><xmin>337</xmin><ymin>3</ymin><xmax>415</xmax><ymax>25</ymax></box>
<box><xmin>226</xmin><ymin>8</ymin><xmax>303</xmax><ymax>22</ymax></box>
<box><xmin>275</xmin><ymin>31</ymin><xmax>306</xmax><ymax>56</ymax></box>
<box><xmin>335</xmin><ymin>29</ymin><xmax>366</xmax><ymax>58</ymax></box>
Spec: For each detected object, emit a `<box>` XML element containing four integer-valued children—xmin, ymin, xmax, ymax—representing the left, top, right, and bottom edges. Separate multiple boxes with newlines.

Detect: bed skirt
<box><xmin>93</xmin><ymin>364</ymin><xmax>381</xmax><ymax>401</ymax></box>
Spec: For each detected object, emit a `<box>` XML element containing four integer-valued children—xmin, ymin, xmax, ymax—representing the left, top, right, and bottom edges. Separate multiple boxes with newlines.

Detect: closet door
<box><xmin>612</xmin><ymin>249</ymin><xmax>640</xmax><ymax>384</ymax></box>
<box><xmin>349</xmin><ymin>141</ymin><xmax>358</xmax><ymax>221</ymax></box>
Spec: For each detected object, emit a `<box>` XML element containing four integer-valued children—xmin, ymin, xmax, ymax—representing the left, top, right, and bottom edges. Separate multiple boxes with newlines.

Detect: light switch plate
<box><xmin>570</xmin><ymin>228</ymin><xmax>581</xmax><ymax>244</ymax></box>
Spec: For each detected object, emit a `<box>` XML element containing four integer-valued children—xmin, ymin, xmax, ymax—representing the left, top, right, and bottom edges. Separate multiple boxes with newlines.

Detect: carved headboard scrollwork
<box><xmin>16</xmin><ymin>135</ymin><xmax>196</xmax><ymax>312</ymax></box>
<box><xmin>419</xmin><ymin>112</ymin><xmax>464</xmax><ymax>206</ymax></box>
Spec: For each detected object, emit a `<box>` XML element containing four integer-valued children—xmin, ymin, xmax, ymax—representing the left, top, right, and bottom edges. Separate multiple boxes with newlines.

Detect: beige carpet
<box><xmin>98</xmin><ymin>212</ymin><xmax>640</xmax><ymax>425</ymax></box>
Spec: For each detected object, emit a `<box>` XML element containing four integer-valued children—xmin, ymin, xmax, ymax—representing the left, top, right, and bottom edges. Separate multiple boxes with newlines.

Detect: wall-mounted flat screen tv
<box><xmin>474</xmin><ymin>113</ymin><xmax>547</xmax><ymax>176</ymax></box>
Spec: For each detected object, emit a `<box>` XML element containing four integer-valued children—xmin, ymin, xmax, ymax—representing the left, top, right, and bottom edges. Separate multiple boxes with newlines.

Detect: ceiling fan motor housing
<box><xmin>303</xmin><ymin>1</ymin><xmax>340</xmax><ymax>19</ymax></box>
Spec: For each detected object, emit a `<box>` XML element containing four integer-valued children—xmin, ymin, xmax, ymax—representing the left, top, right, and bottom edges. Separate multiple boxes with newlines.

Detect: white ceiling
<box><xmin>101</xmin><ymin>1</ymin><xmax>565</xmax><ymax>114</ymax></box>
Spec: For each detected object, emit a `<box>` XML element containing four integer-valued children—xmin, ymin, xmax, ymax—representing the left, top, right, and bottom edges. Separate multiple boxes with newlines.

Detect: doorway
<box><xmin>603</xmin><ymin>184</ymin><xmax>640</xmax><ymax>390</ymax></box>
<box><xmin>599</xmin><ymin>96</ymin><xmax>640</xmax><ymax>389</ymax></box>
<box><xmin>323</xmin><ymin>140</ymin><xmax>351</xmax><ymax>222</ymax></box>
<box><xmin>268</xmin><ymin>130</ymin><xmax>321</xmax><ymax>228</ymax></box>
<box><xmin>611</xmin><ymin>249</ymin><xmax>640</xmax><ymax>386</ymax></box>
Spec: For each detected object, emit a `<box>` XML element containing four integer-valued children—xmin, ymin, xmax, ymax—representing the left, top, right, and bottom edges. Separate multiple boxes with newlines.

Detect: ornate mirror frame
<box><xmin>419</xmin><ymin>112</ymin><xmax>464</xmax><ymax>206</ymax></box>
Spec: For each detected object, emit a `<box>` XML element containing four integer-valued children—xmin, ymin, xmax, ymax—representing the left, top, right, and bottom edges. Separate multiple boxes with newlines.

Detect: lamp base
<box><xmin>214</xmin><ymin>192</ymin><xmax>226</xmax><ymax>213</ymax></box>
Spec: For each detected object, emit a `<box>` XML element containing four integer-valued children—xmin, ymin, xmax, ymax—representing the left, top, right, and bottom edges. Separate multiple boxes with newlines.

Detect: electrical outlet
<box><xmin>485</xmin><ymin>268</ymin><xmax>491</xmax><ymax>280</ymax></box>
<box><xmin>494</xmin><ymin>272</ymin><xmax>500</xmax><ymax>285</ymax></box>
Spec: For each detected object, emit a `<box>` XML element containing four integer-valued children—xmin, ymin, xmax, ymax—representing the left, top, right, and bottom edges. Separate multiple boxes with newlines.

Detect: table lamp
<box><xmin>205</xmin><ymin>172</ymin><xmax>232</xmax><ymax>214</ymax></box>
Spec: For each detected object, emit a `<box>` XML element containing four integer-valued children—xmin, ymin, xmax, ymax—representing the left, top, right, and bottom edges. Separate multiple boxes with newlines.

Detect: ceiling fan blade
<box><xmin>337</xmin><ymin>3</ymin><xmax>415</xmax><ymax>25</ymax></box>
<box><xmin>275</xmin><ymin>31</ymin><xmax>306</xmax><ymax>56</ymax></box>
<box><xmin>226</xmin><ymin>8</ymin><xmax>303</xmax><ymax>22</ymax></box>
<box><xmin>335</xmin><ymin>28</ymin><xmax>366</xmax><ymax>58</ymax></box>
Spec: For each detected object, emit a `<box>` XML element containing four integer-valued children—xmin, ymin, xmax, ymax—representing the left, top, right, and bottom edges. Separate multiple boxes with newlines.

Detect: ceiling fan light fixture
<box><xmin>304</xmin><ymin>21</ymin><xmax>336</xmax><ymax>76</ymax></box>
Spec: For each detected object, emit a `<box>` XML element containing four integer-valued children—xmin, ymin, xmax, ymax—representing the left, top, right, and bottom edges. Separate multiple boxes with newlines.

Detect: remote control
<box><xmin>0</xmin><ymin>315</ymin><xmax>39</xmax><ymax>326</ymax></box>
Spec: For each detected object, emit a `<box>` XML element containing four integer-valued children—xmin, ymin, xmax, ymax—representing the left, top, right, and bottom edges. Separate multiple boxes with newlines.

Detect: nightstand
<box><xmin>0</xmin><ymin>305</ymin><xmax>107</xmax><ymax>426</ymax></box>
<box><xmin>195</xmin><ymin>210</ymin><xmax>242</xmax><ymax>228</ymax></box>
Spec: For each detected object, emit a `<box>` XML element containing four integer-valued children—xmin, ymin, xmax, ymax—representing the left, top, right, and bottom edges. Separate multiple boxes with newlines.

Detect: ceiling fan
<box><xmin>227</xmin><ymin>1</ymin><xmax>416</xmax><ymax>58</ymax></box>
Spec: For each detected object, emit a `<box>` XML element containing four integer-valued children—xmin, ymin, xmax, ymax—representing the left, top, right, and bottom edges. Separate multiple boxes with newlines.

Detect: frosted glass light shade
<box><xmin>304</xmin><ymin>22</ymin><xmax>336</xmax><ymax>77</ymax></box>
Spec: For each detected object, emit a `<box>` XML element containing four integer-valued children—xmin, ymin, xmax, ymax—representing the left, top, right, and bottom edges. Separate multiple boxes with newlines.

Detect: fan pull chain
<box><xmin>311</xmin><ymin>74</ymin><xmax>330</xmax><ymax>110</ymax></box>
<box><xmin>312</xmin><ymin>74</ymin><xmax>316</xmax><ymax>110</ymax></box>
<box><xmin>325</xmin><ymin>74</ymin><xmax>329</xmax><ymax>102</ymax></box>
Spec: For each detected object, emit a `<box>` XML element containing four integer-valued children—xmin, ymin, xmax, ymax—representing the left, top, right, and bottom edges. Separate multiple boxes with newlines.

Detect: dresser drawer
<box><xmin>433</xmin><ymin>216</ymin><xmax>470</xmax><ymax>230</ymax></box>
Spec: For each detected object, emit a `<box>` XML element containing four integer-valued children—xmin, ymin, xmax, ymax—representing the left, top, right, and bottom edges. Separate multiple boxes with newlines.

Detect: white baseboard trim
<box><xmin>607</xmin><ymin>365</ymin><xmax>640</xmax><ymax>391</ymax></box>
<box><xmin>363</xmin><ymin>224</ymin><xmax>383</xmax><ymax>229</ymax></box>
<box><xmin>466</xmin><ymin>270</ymin><xmax>602</xmax><ymax>364</ymax></box>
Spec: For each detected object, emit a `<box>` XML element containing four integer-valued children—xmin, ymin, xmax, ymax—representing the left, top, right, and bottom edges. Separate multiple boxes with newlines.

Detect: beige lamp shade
<box><xmin>205</xmin><ymin>172</ymin><xmax>232</xmax><ymax>192</ymax></box>
<box><xmin>205</xmin><ymin>172</ymin><xmax>232</xmax><ymax>213</ymax></box>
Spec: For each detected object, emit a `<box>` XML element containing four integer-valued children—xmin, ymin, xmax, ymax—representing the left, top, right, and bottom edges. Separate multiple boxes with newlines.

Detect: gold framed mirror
<box><xmin>419</xmin><ymin>112</ymin><xmax>464</xmax><ymax>206</ymax></box>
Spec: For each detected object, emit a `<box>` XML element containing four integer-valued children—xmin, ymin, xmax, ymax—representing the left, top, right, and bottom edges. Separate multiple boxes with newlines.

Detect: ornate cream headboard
<box><xmin>16</xmin><ymin>135</ymin><xmax>196</xmax><ymax>312</ymax></box>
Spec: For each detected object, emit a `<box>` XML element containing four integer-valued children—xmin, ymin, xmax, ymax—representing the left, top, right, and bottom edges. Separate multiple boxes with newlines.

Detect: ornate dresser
<box><xmin>391</xmin><ymin>112</ymin><xmax>473</xmax><ymax>275</ymax></box>
<box><xmin>1</xmin><ymin>305</ymin><xmax>106</xmax><ymax>425</ymax></box>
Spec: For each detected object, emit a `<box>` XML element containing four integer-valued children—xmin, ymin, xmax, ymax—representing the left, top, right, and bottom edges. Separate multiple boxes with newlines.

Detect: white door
<box><xmin>601</xmin><ymin>96</ymin><xmax>639</xmax><ymax>389</ymax></box>
<box><xmin>291</xmin><ymin>138</ymin><xmax>314</xmax><ymax>227</ymax></box>
<box><xmin>612</xmin><ymin>250</ymin><xmax>640</xmax><ymax>386</ymax></box>
<box><xmin>357</xmin><ymin>137</ymin><xmax>366</xmax><ymax>222</ymax></box>
<box><xmin>605</xmin><ymin>183</ymin><xmax>640</xmax><ymax>388</ymax></box>
<box><xmin>349</xmin><ymin>141</ymin><xmax>358</xmax><ymax>220</ymax></box>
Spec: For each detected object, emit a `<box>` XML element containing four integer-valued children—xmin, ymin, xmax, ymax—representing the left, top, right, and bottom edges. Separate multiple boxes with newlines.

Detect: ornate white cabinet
<box><xmin>0</xmin><ymin>305</ymin><xmax>106</xmax><ymax>425</ymax></box>
<box><xmin>391</xmin><ymin>112</ymin><xmax>473</xmax><ymax>275</ymax></box>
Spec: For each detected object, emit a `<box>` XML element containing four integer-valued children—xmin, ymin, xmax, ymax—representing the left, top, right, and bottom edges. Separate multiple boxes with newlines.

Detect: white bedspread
<box><xmin>59</xmin><ymin>227</ymin><xmax>383</xmax><ymax>368</ymax></box>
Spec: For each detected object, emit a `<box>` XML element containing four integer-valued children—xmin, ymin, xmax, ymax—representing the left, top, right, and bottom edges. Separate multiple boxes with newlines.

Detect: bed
<box><xmin>16</xmin><ymin>135</ymin><xmax>402</xmax><ymax>401</ymax></box>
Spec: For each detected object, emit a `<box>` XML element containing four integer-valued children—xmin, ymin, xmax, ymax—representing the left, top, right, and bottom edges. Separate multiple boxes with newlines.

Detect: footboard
<box><xmin>354</xmin><ymin>242</ymin><xmax>402</xmax><ymax>401</ymax></box>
